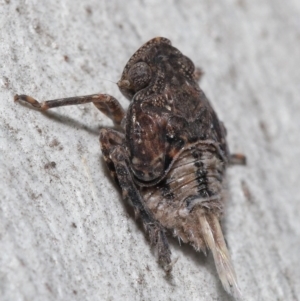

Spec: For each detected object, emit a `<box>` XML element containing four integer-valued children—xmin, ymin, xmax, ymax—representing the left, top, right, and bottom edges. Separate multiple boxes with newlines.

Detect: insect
<box><xmin>15</xmin><ymin>37</ymin><xmax>246</xmax><ymax>298</ymax></box>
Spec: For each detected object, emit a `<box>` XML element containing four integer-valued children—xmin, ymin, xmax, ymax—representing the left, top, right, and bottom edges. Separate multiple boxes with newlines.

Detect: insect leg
<box><xmin>99</xmin><ymin>128</ymin><xmax>125</xmax><ymax>183</ymax></box>
<box><xmin>193</xmin><ymin>67</ymin><xmax>204</xmax><ymax>82</ymax></box>
<box><xmin>14</xmin><ymin>94</ymin><xmax>125</xmax><ymax>125</ymax></box>
<box><xmin>229</xmin><ymin>153</ymin><xmax>247</xmax><ymax>165</ymax></box>
<box><xmin>100</xmin><ymin>128</ymin><xmax>172</xmax><ymax>270</ymax></box>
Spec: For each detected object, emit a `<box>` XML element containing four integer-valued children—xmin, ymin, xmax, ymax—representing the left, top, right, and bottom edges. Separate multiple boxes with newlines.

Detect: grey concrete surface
<box><xmin>1</xmin><ymin>1</ymin><xmax>300</xmax><ymax>300</ymax></box>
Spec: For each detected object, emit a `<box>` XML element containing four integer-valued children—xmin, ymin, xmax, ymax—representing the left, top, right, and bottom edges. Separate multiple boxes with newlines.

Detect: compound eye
<box><xmin>128</xmin><ymin>62</ymin><xmax>151</xmax><ymax>91</ymax></box>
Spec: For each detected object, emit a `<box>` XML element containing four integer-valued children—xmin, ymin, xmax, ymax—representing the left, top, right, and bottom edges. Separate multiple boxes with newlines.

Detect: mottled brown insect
<box><xmin>15</xmin><ymin>37</ymin><xmax>246</xmax><ymax>299</ymax></box>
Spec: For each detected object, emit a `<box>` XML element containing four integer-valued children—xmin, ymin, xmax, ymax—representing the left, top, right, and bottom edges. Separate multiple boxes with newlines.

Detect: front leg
<box><xmin>100</xmin><ymin>128</ymin><xmax>172</xmax><ymax>270</ymax></box>
<box><xmin>14</xmin><ymin>94</ymin><xmax>125</xmax><ymax>125</ymax></box>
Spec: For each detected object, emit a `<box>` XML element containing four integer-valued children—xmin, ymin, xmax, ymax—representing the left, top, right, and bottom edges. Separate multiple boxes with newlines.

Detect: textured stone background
<box><xmin>1</xmin><ymin>1</ymin><xmax>300</xmax><ymax>300</ymax></box>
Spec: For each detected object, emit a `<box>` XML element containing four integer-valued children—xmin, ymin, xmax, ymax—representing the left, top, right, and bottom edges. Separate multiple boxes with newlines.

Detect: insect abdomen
<box><xmin>141</xmin><ymin>142</ymin><xmax>226</xmax><ymax>243</ymax></box>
